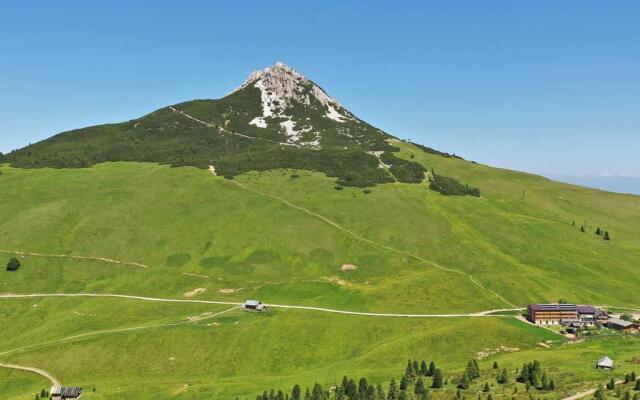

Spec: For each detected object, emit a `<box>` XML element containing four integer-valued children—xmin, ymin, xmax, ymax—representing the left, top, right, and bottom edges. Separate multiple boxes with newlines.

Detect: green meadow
<box><xmin>1</xmin><ymin>141</ymin><xmax>639</xmax><ymax>398</ymax></box>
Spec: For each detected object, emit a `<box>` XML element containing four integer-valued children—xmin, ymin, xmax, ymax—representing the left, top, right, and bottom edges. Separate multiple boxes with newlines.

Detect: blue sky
<box><xmin>1</xmin><ymin>1</ymin><xmax>639</xmax><ymax>179</ymax></box>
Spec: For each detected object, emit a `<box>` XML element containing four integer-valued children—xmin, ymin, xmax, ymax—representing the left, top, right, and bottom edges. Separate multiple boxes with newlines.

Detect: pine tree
<box><xmin>631</xmin><ymin>372</ymin><xmax>637</xmax><ymax>381</ymax></box>
<box><xmin>594</xmin><ymin>384</ymin><xmax>607</xmax><ymax>400</ymax></box>
<box><xmin>360</xmin><ymin>378</ymin><xmax>370</xmax><ymax>396</ymax></box>
<box><xmin>413</xmin><ymin>360</ymin><xmax>420</xmax><ymax>375</ymax></box>
<box><xmin>607</xmin><ymin>378</ymin><xmax>616</xmax><ymax>390</ymax></box>
<box><xmin>387</xmin><ymin>379</ymin><xmax>399</xmax><ymax>400</ymax></box>
<box><xmin>604</xmin><ymin>231</ymin><xmax>611</xmax><ymax>240</ymax></box>
<box><xmin>581</xmin><ymin>225</ymin><xmax>586</xmax><ymax>233</ymax></box>
<box><xmin>429</xmin><ymin>361</ymin><xmax>437</xmax><ymax>377</ymax></box>
<box><xmin>376</xmin><ymin>384</ymin><xmax>385</xmax><ymax>400</ymax></box>
<box><xmin>276</xmin><ymin>390</ymin><xmax>285</xmax><ymax>400</ymax></box>
<box><xmin>406</xmin><ymin>360</ymin><xmax>415</xmax><ymax>379</ymax></box>
<box><xmin>292</xmin><ymin>385</ymin><xmax>302</xmax><ymax>400</ymax></box>
<box><xmin>625</xmin><ymin>374</ymin><xmax>632</xmax><ymax>384</ymax></box>
<box><xmin>458</xmin><ymin>371</ymin><xmax>471</xmax><ymax>389</ymax></box>
<box><xmin>432</xmin><ymin>369</ymin><xmax>444</xmax><ymax>388</ymax></box>
<box><xmin>549</xmin><ymin>379</ymin><xmax>556</xmax><ymax>390</ymax></box>
<box><xmin>493</xmin><ymin>361</ymin><xmax>499</xmax><ymax>369</ymax></box>
<box><xmin>304</xmin><ymin>388</ymin><xmax>311</xmax><ymax>400</ymax></box>
<box><xmin>483</xmin><ymin>383</ymin><xmax>490</xmax><ymax>392</ymax></box>
<box><xmin>497</xmin><ymin>369</ymin><xmax>509</xmax><ymax>384</ymax></box>
<box><xmin>366</xmin><ymin>386</ymin><xmax>375</xmax><ymax>400</ymax></box>
<box><xmin>541</xmin><ymin>372</ymin><xmax>550</xmax><ymax>390</ymax></box>
<box><xmin>415</xmin><ymin>377</ymin><xmax>426</xmax><ymax>394</ymax></box>
<box><xmin>596</xmin><ymin>227</ymin><xmax>602</xmax><ymax>235</ymax></box>
<box><xmin>400</xmin><ymin>375</ymin><xmax>409</xmax><ymax>391</ymax></box>
<box><xmin>311</xmin><ymin>383</ymin><xmax>324</xmax><ymax>400</ymax></box>
<box><xmin>473</xmin><ymin>360</ymin><xmax>481</xmax><ymax>379</ymax></box>
<box><xmin>421</xmin><ymin>361</ymin><xmax>428</xmax><ymax>376</ymax></box>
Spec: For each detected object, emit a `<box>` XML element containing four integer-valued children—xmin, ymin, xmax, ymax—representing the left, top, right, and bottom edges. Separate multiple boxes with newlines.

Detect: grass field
<box><xmin>1</xmin><ymin>141</ymin><xmax>639</xmax><ymax>398</ymax></box>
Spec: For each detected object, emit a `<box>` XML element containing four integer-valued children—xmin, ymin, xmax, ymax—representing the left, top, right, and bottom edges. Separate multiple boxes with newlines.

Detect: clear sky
<box><xmin>1</xmin><ymin>1</ymin><xmax>639</xmax><ymax>178</ymax></box>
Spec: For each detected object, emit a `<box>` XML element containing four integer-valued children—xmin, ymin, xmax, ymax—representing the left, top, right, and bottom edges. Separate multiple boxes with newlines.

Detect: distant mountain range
<box><xmin>545</xmin><ymin>174</ymin><xmax>640</xmax><ymax>195</ymax></box>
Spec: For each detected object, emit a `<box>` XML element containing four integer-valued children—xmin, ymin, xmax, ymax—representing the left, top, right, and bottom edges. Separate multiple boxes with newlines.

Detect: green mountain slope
<box><xmin>1</xmin><ymin>63</ymin><xmax>639</xmax><ymax>399</ymax></box>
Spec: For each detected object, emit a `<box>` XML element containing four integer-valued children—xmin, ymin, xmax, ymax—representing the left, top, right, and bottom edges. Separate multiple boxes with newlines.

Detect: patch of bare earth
<box><xmin>218</xmin><ymin>288</ymin><xmax>239</xmax><ymax>294</ymax></box>
<box><xmin>183</xmin><ymin>288</ymin><xmax>206</xmax><ymax>298</ymax></box>
<box><xmin>341</xmin><ymin>263</ymin><xmax>358</xmax><ymax>271</ymax></box>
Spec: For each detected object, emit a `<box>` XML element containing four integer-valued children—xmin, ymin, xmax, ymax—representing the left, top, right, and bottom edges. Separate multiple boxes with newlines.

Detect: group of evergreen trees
<box><xmin>428</xmin><ymin>170</ymin><xmax>480</xmax><ymax>197</ymax></box>
<box><xmin>594</xmin><ymin>374</ymin><xmax>640</xmax><ymax>400</ymax></box>
<box><xmin>255</xmin><ymin>359</ymin><xmax>444</xmax><ymax>400</ymax></box>
<box><xmin>517</xmin><ymin>361</ymin><xmax>555</xmax><ymax>391</ymax></box>
<box><xmin>577</xmin><ymin>223</ymin><xmax>612</xmax><ymax>241</ymax></box>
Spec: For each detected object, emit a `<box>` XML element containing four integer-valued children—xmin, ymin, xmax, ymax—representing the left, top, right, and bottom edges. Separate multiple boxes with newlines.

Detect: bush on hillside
<box><xmin>6</xmin><ymin>257</ymin><xmax>20</xmax><ymax>271</ymax></box>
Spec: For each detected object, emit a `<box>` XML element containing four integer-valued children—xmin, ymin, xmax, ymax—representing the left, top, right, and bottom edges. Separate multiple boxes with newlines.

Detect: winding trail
<box><xmin>224</xmin><ymin>177</ymin><xmax>517</xmax><ymax>308</ymax></box>
<box><xmin>0</xmin><ymin>305</ymin><xmax>239</xmax><ymax>357</ymax></box>
<box><xmin>169</xmin><ymin>106</ymin><xmax>298</xmax><ymax>147</ymax></box>
<box><xmin>0</xmin><ymin>362</ymin><xmax>60</xmax><ymax>386</ymax></box>
<box><xmin>0</xmin><ymin>293</ymin><xmax>522</xmax><ymax>318</ymax></box>
<box><xmin>0</xmin><ymin>249</ymin><xmax>149</xmax><ymax>269</ymax></box>
<box><xmin>562</xmin><ymin>380</ymin><xmax>624</xmax><ymax>400</ymax></box>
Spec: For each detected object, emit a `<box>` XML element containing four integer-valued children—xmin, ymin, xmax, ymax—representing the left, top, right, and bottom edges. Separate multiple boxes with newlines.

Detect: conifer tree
<box><xmin>387</xmin><ymin>379</ymin><xmax>399</xmax><ymax>400</ymax></box>
<box><xmin>594</xmin><ymin>384</ymin><xmax>607</xmax><ymax>400</ymax></box>
<box><xmin>376</xmin><ymin>384</ymin><xmax>385</xmax><ymax>400</ymax></box>
<box><xmin>483</xmin><ymin>383</ymin><xmax>490</xmax><ymax>392</ymax></box>
<box><xmin>473</xmin><ymin>360</ymin><xmax>481</xmax><ymax>378</ymax></box>
<box><xmin>631</xmin><ymin>372</ymin><xmax>636</xmax><ymax>381</ymax></box>
<box><xmin>607</xmin><ymin>378</ymin><xmax>616</xmax><ymax>390</ymax></box>
<box><xmin>292</xmin><ymin>385</ymin><xmax>302</xmax><ymax>400</ymax></box>
<box><xmin>421</xmin><ymin>361</ymin><xmax>428</xmax><ymax>376</ymax></box>
<box><xmin>413</xmin><ymin>360</ymin><xmax>420</xmax><ymax>375</ymax></box>
<box><xmin>549</xmin><ymin>379</ymin><xmax>556</xmax><ymax>390</ymax></box>
<box><xmin>360</xmin><ymin>378</ymin><xmax>370</xmax><ymax>396</ymax></box>
<box><xmin>497</xmin><ymin>369</ymin><xmax>509</xmax><ymax>384</ymax></box>
<box><xmin>541</xmin><ymin>372</ymin><xmax>550</xmax><ymax>390</ymax></box>
<box><xmin>596</xmin><ymin>227</ymin><xmax>602</xmax><ymax>235</ymax></box>
<box><xmin>458</xmin><ymin>371</ymin><xmax>471</xmax><ymax>389</ymax></box>
<box><xmin>406</xmin><ymin>360</ymin><xmax>415</xmax><ymax>379</ymax></box>
<box><xmin>432</xmin><ymin>369</ymin><xmax>444</xmax><ymax>388</ymax></box>
<box><xmin>604</xmin><ymin>231</ymin><xmax>611</xmax><ymax>240</ymax></box>
<box><xmin>429</xmin><ymin>361</ymin><xmax>436</xmax><ymax>377</ymax></box>
<box><xmin>493</xmin><ymin>361</ymin><xmax>499</xmax><ymax>369</ymax></box>
<box><xmin>400</xmin><ymin>376</ymin><xmax>409</xmax><ymax>391</ymax></box>
<box><xmin>415</xmin><ymin>377</ymin><xmax>426</xmax><ymax>394</ymax></box>
<box><xmin>304</xmin><ymin>388</ymin><xmax>311</xmax><ymax>400</ymax></box>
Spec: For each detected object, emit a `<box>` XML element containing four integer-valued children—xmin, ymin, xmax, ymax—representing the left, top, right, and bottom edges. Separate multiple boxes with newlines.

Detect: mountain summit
<box><xmin>231</xmin><ymin>62</ymin><xmax>353</xmax><ymax>146</ymax></box>
<box><xmin>2</xmin><ymin>62</ymin><xmax>430</xmax><ymax>187</ymax></box>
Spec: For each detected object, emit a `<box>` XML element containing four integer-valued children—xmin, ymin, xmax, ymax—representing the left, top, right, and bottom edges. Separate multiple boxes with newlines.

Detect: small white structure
<box><xmin>243</xmin><ymin>300</ymin><xmax>266</xmax><ymax>312</ymax></box>
<box><xmin>596</xmin><ymin>356</ymin><xmax>613</xmax><ymax>370</ymax></box>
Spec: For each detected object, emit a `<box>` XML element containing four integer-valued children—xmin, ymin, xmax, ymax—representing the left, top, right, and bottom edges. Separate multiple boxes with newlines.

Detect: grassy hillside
<box><xmin>1</xmin><ymin>141</ymin><xmax>639</xmax><ymax>398</ymax></box>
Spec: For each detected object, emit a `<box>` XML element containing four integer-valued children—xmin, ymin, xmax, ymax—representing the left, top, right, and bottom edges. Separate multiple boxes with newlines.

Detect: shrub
<box><xmin>334</xmin><ymin>185</ymin><xmax>343</xmax><ymax>190</ymax></box>
<box><xmin>6</xmin><ymin>257</ymin><xmax>21</xmax><ymax>271</ymax></box>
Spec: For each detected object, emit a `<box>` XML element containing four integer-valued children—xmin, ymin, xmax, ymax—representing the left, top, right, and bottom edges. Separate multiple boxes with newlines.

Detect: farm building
<box><xmin>596</xmin><ymin>356</ymin><xmax>614</xmax><ymax>370</ymax></box>
<box><xmin>528</xmin><ymin>304</ymin><xmax>609</xmax><ymax>326</ymax></box>
<box><xmin>606</xmin><ymin>318</ymin><xmax>639</xmax><ymax>333</ymax></box>
<box><xmin>50</xmin><ymin>385</ymin><xmax>83</xmax><ymax>399</ymax></box>
<box><xmin>527</xmin><ymin>304</ymin><xmax>578</xmax><ymax>325</ymax></box>
<box><xmin>243</xmin><ymin>300</ymin><xmax>266</xmax><ymax>312</ymax></box>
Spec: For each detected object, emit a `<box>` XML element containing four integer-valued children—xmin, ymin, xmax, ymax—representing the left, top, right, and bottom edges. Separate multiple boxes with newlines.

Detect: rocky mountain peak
<box><xmin>231</xmin><ymin>62</ymin><xmax>355</xmax><ymax>147</ymax></box>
